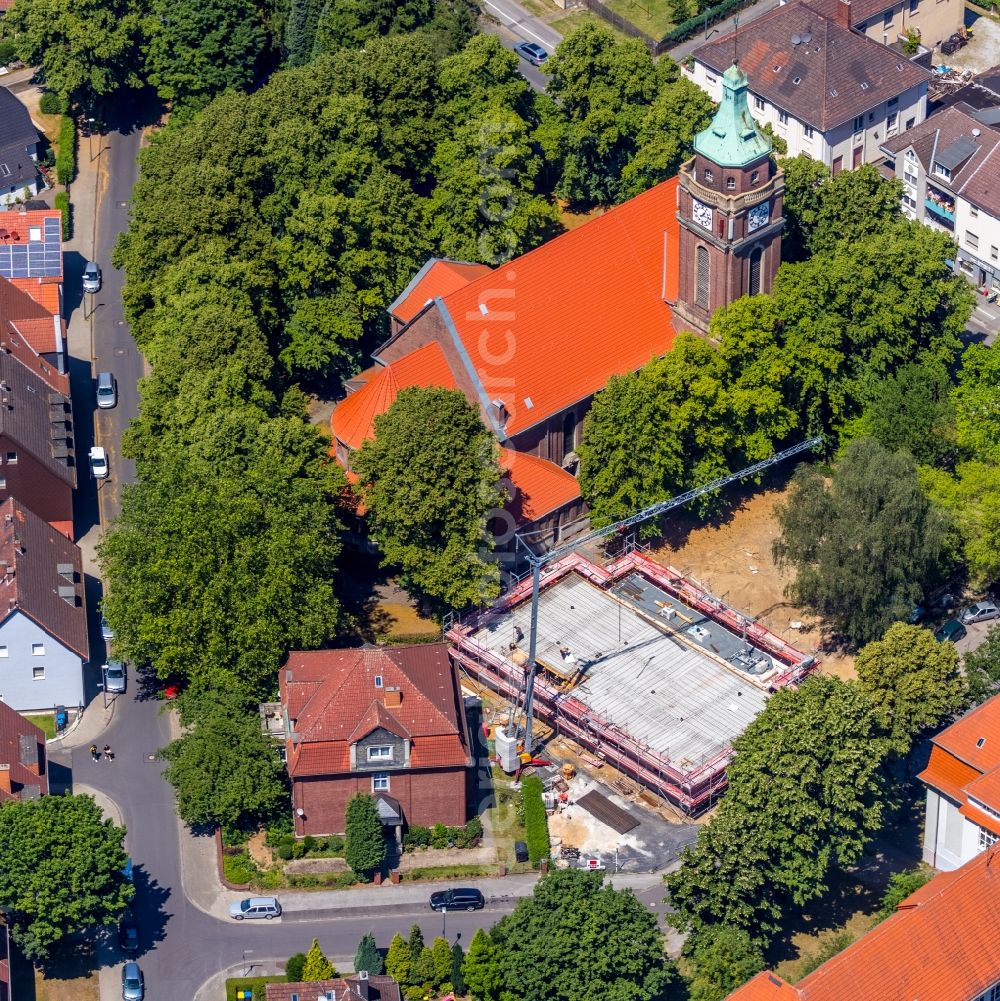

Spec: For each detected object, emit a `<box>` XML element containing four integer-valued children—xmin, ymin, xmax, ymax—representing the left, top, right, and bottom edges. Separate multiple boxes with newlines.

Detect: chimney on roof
<box><xmin>836</xmin><ymin>0</ymin><xmax>851</xmax><ymax>28</ymax></box>
<box><xmin>355</xmin><ymin>972</ymin><xmax>370</xmax><ymax>1000</ymax></box>
<box><xmin>383</xmin><ymin>687</ymin><xmax>402</xmax><ymax>708</ymax></box>
<box><xmin>0</xmin><ymin>764</ymin><xmax>10</xmax><ymax>794</ymax></box>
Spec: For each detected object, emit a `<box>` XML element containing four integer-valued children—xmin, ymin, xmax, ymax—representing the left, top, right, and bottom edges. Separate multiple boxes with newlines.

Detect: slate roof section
<box><xmin>0</xmin><ymin>497</ymin><xmax>87</xmax><ymax>660</ymax></box>
<box><xmin>692</xmin><ymin>0</ymin><xmax>930</xmax><ymax>131</ymax></box>
<box><xmin>0</xmin><ymin>90</ymin><xmax>38</xmax><ymax>192</ymax></box>
<box><xmin>428</xmin><ymin>175</ymin><xmax>680</xmax><ymax>437</ymax></box>
<box><xmin>281</xmin><ymin>645</ymin><xmax>470</xmax><ymax>778</ymax></box>
<box><xmin>0</xmin><ymin>330</ymin><xmax>76</xmax><ymax>486</ymax></box>
<box><xmin>0</xmin><ymin>699</ymin><xmax>47</xmax><ymax>803</ymax></box>
<box><xmin>726</xmin><ymin>844</ymin><xmax>1000</xmax><ymax>1000</ymax></box>
<box><xmin>389</xmin><ymin>258</ymin><xmax>492</xmax><ymax>326</ymax></box>
<box><xmin>266</xmin><ymin>976</ymin><xmax>402</xmax><ymax>1001</ymax></box>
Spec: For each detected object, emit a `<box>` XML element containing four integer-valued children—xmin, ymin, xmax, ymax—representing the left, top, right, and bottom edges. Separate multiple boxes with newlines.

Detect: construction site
<box><xmin>448</xmin><ymin>549</ymin><xmax>816</xmax><ymax>816</ymax></box>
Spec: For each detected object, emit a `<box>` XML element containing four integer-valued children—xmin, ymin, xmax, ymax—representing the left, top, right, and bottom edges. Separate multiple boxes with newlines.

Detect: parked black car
<box><xmin>118</xmin><ymin>909</ymin><xmax>139</xmax><ymax>955</ymax></box>
<box><xmin>429</xmin><ymin>888</ymin><xmax>485</xmax><ymax>911</ymax></box>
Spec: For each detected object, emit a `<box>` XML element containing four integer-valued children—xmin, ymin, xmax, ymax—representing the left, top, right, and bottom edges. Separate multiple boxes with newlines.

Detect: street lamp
<box><xmin>87</xmin><ymin>118</ymin><xmax>96</xmax><ymax>162</ymax></box>
<box><xmin>242</xmin><ymin>949</ymin><xmax>255</xmax><ymax>977</ymax></box>
<box><xmin>441</xmin><ymin>905</ymin><xmax>447</xmax><ymax>940</ymax></box>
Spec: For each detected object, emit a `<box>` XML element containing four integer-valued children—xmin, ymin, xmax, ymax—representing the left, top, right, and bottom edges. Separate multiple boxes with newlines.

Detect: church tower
<box><xmin>674</xmin><ymin>63</ymin><xmax>785</xmax><ymax>337</ymax></box>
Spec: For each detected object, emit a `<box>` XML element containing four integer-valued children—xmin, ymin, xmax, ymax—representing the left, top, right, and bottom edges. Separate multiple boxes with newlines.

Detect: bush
<box><xmin>431</xmin><ymin>822</ymin><xmax>450</xmax><ymax>849</ymax></box>
<box><xmin>223</xmin><ymin>852</ymin><xmax>259</xmax><ymax>885</ymax></box>
<box><xmin>0</xmin><ymin>41</ymin><xmax>16</xmax><ymax>67</ymax></box>
<box><xmin>327</xmin><ymin>834</ymin><xmax>345</xmax><ymax>854</ymax></box>
<box><xmin>285</xmin><ymin>953</ymin><xmax>307</xmax><ymax>980</ymax></box>
<box><xmin>265</xmin><ymin>815</ymin><xmax>294</xmax><ymax>847</ymax></box>
<box><xmin>55</xmin><ymin>116</ymin><xmax>76</xmax><ymax>186</ymax></box>
<box><xmin>404</xmin><ymin>825</ymin><xmax>432</xmax><ymax>850</ymax></box>
<box><xmin>463</xmin><ymin>816</ymin><xmax>483</xmax><ymax>846</ymax></box>
<box><xmin>276</xmin><ymin>843</ymin><xmax>293</xmax><ymax>860</ymax></box>
<box><xmin>521</xmin><ymin>776</ymin><xmax>549</xmax><ymax>865</ymax></box>
<box><xmin>53</xmin><ymin>192</ymin><xmax>71</xmax><ymax>240</ymax></box>
<box><xmin>378</xmin><ymin>631</ymin><xmax>443</xmax><ymax>646</ymax></box>
<box><xmin>302</xmin><ymin>835</ymin><xmax>316</xmax><ymax>853</ymax></box>
<box><xmin>39</xmin><ymin>91</ymin><xmax>63</xmax><ymax>115</ymax></box>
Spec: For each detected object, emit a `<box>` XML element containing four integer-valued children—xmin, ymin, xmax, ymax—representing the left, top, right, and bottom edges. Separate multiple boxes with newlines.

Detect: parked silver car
<box><xmin>961</xmin><ymin>601</ymin><xmax>1000</xmax><ymax>625</ymax></box>
<box><xmin>96</xmin><ymin>371</ymin><xmax>117</xmax><ymax>409</ymax></box>
<box><xmin>83</xmin><ymin>261</ymin><xmax>102</xmax><ymax>294</ymax></box>
<box><xmin>121</xmin><ymin>962</ymin><xmax>144</xmax><ymax>1001</ymax></box>
<box><xmin>104</xmin><ymin>660</ymin><xmax>126</xmax><ymax>694</ymax></box>
<box><xmin>229</xmin><ymin>896</ymin><xmax>281</xmax><ymax>920</ymax></box>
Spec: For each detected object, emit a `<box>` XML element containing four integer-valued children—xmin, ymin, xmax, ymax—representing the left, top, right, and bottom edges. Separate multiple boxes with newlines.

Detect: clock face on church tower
<box><xmin>747</xmin><ymin>201</ymin><xmax>771</xmax><ymax>232</ymax></box>
<box><xmin>692</xmin><ymin>198</ymin><xmax>713</xmax><ymax>231</ymax></box>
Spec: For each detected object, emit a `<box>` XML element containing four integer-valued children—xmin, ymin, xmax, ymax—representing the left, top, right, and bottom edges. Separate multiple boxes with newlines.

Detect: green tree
<box><xmin>386</xmin><ymin>932</ymin><xmax>412</xmax><ymax>985</ymax></box>
<box><xmin>773</xmin><ymin>439</ymin><xmax>950</xmax><ymax>646</ymax></box>
<box><xmin>142</xmin><ymin>0</ymin><xmax>268</xmax><ymax>109</ymax></box>
<box><xmin>450</xmin><ymin>940</ymin><xmax>466</xmax><ymax>995</ymax></box>
<box><xmin>431</xmin><ymin>936</ymin><xmax>453</xmax><ymax>986</ymax></box>
<box><xmin>953</xmin><ymin>343</ymin><xmax>1000</xmax><ymax>464</ymax></box>
<box><xmin>683</xmin><ymin>925</ymin><xmax>765</xmax><ymax>1001</ymax></box>
<box><xmin>963</xmin><ymin>624</ymin><xmax>1000</xmax><ymax>706</ymax></box>
<box><xmin>855</xmin><ymin>622</ymin><xmax>966</xmax><ymax>754</ymax></box>
<box><xmin>579</xmin><ymin>333</ymin><xmax>733</xmax><ymax>529</ymax></box>
<box><xmin>461</xmin><ymin>928</ymin><xmax>504</xmax><ymax>1001</ymax></box>
<box><xmin>412</xmin><ymin>945</ymin><xmax>437</xmax><ymax>988</ymax></box>
<box><xmin>355</xmin><ymin>931</ymin><xmax>384</xmax><ymax>976</ymax></box>
<box><xmin>407</xmin><ymin>924</ymin><xmax>425</xmax><ymax>963</ymax></box>
<box><xmin>0</xmin><ymin>795</ymin><xmax>133</xmax><ymax>960</ymax></box>
<box><xmin>160</xmin><ymin>698</ymin><xmax>289</xmax><ymax>830</ymax></box>
<box><xmin>353</xmin><ymin>387</ymin><xmax>505</xmax><ymax>611</ymax></box>
<box><xmin>1</xmin><ymin>0</ymin><xmax>142</xmax><ymax>107</ymax></box>
<box><xmin>876</xmin><ymin>866</ymin><xmax>932</xmax><ymax>921</ymax></box>
<box><xmin>491</xmin><ymin>869</ymin><xmax>676</xmax><ymax>1000</ymax></box>
<box><xmin>285</xmin><ymin>952</ymin><xmax>307</xmax><ymax>980</ymax></box>
<box><xmin>668</xmin><ymin>677</ymin><xmax>891</xmax><ymax>947</ymax></box>
<box><xmin>302</xmin><ymin>938</ymin><xmax>336</xmax><ymax>980</ymax></box>
<box><xmin>344</xmin><ymin>794</ymin><xmax>387</xmax><ymax>879</ymax></box>
<box><xmin>860</xmin><ymin>361</ymin><xmax>956</xmax><ymax>467</ymax></box>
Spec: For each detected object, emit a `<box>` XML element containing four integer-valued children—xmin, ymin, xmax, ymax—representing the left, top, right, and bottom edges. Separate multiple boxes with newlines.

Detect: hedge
<box><xmin>660</xmin><ymin>0</ymin><xmax>744</xmax><ymax>45</ymax></box>
<box><xmin>39</xmin><ymin>91</ymin><xmax>64</xmax><ymax>115</ymax></box>
<box><xmin>521</xmin><ymin>776</ymin><xmax>550</xmax><ymax>865</ymax></box>
<box><xmin>53</xmin><ymin>192</ymin><xmax>71</xmax><ymax>239</ymax></box>
<box><xmin>55</xmin><ymin>116</ymin><xmax>76</xmax><ymax>186</ymax></box>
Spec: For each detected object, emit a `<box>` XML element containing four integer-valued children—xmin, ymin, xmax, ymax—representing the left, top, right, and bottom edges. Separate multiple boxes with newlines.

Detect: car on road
<box><xmin>229</xmin><ymin>896</ymin><xmax>281</xmax><ymax>920</ymax></box>
<box><xmin>89</xmin><ymin>445</ymin><xmax>108</xmax><ymax>479</ymax></box>
<box><xmin>514</xmin><ymin>41</ymin><xmax>548</xmax><ymax>66</ymax></box>
<box><xmin>961</xmin><ymin>601</ymin><xmax>1000</xmax><ymax>625</ymax></box>
<box><xmin>104</xmin><ymin>660</ymin><xmax>126</xmax><ymax>694</ymax></box>
<box><xmin>118</xmin><ymin>908</ymin><xmax>138</xmax><ymax>955</ymax></box>
<box><xmin>83</xmin><ymin>261</ymin><xmax>102</xmax><ymax>294</ymax></box>
<box><xmin>96</xmin><ymin>371</ymin><xmax>118</xmax><ymax>409</ymax></box>
<box><xmin>121</xmin><ymin>961</ymin><xmax>144</xmax><ymax>1001</ymax></box>
<box><xmin>101</xmin><ymin>615</ymin><xmax>114</xmax><ymax>642</ymax></box>
<box><xmin>429</xmin><ymin>887</ymin><xmax>485</xmax><ymax>912</ymax></box>
<box><xmin>935</xmin><ymin>618</ymin><xmax>968</xmax><ymax>644</ymax></box>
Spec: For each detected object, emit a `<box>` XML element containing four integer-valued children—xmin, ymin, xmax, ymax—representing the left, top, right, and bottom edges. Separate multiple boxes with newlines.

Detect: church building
<box><xmin>332</xmin><ymin>64</ymin><xmax>783</xmax><ymax>548</ymax></box>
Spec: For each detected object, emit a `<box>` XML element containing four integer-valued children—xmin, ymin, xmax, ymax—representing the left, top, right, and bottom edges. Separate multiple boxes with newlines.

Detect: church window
<box><xmin>562</xmin><ymin>410</ymin><xmax>577</xmax><ymax>454</ymax></box>
<box><xmin>696</xmin><ymin>246</ymin><xmax>710</xmax><ymax>309</ymax></box>
<box><xmin>704</xmin><ymin>168</ymin><xmax>714</xmax><ymax>182</ymax></box>
<box><xmin>750</xmin><ymin>170</ymin><xmax>759</xmax><ymax>184</ymax></box>
<box><xmin>749</xmin><ymin>247</ymin><xmax>763</xmax><ymax>296</ymax></box>
<box><xmin>726</xmin><ymin>177</ymin><xmax>736</xmax><ymax>190</ymax></box>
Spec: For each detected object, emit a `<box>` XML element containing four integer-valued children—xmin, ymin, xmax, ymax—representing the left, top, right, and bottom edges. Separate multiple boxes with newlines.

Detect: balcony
<box><xmin>925</xmin><ymin>186</ymin><xmax>955</xmax><ymax>228</ymax></box>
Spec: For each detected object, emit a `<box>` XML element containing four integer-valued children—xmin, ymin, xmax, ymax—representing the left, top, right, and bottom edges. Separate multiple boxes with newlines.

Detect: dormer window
<box><xmin>934</xmin><ymin>161</ymin><xmax>952</xmax><ymax>180</ymax></box>
<box><xmin>368</xmin><ymin>745</ymin><xmax>393</xmax><ymax>761</ymax></box>
<box><xmin>374</xmin><ymin>675</ymin><xmax>383</xmax><ymax>688</ymax></box>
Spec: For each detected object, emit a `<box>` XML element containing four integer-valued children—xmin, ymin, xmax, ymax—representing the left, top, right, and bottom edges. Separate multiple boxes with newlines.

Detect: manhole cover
<box><xmin>146</xmin><ymin>753</ymin><xmax>157</xmax><ymax>762</ymax></box>
<box><xmin>118</xmin><ymin>201</ymin><xmax>128</xmax><ymax>208</ymax></box>
<box><xmin>115</xmin><ymin>320</ymin><xmax>125</xmax><ymax>326</ymax></box>
<box><xmin>114</xmin><ymin>347</ymin><xmax>127</xmax><ymax>356</ymax></box>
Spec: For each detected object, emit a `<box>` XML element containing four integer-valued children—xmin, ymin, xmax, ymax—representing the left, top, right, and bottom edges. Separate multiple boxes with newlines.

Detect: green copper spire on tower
<box><xmin>693</xmin><ymin>63</ymin><xmax>772</xmax><ymax>168</ymax></box>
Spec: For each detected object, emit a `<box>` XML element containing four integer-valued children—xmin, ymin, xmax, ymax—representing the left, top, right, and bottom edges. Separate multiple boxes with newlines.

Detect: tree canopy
<box><xmin>773</xmin><ymin>438</ymin><xmax>950</xmax><ymax>646</ymax></box>
<box><xmin>490</xmin><ymin>869</ymin><xmax>677</xmax><ymax>1000</ymax></box>
<box><xmin>0</xmin><ymin>795</ymin><xmax>133</xmax><ymax>960</ymax></box>
<box><xmin>161</xmin><ymin>697</ymin><xmax>289</xmax><ymax>830</ymax></box>
<box><xmin>855</xmin><ymin>622</ymin><xmax>966</xmax><ymax>754</ymax></box>
<box><xmin>353</xmin><ymin>387</ymin><xmax>505</xmax><ymax>611</ymax></box>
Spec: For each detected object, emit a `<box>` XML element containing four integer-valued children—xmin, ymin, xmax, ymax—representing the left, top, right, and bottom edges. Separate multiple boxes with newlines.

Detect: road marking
<box><xmin>481</xmin><ymin>0</ymin><xmax>557</xmax><ymax>48</ymax></box>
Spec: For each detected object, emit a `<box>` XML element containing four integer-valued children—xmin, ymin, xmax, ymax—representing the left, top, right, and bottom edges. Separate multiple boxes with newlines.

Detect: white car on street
<box><xmin>89</xmin><ymin>445</ymin><xmax>108</xmax><ymax>479</ymax></box>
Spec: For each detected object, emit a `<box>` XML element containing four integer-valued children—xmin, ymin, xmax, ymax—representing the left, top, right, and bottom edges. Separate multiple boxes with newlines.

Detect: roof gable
<box><xmin>0</xmin><ymin>699</ymin><xmax>47</xmax><ymax>802</ymax></box>
<box><xmin>501</xmin><ymin>447</ymin><xmax>581</xmax><ymax>522</ymax></box>
<box><xmin>389</xmin><ymin>258</ymin><xmax>493</xmax><ymax>325</ymax></box>
<box><xmin>693</xmin><ymin>0</ymin><xmax>930</xmax><ymax>131</ymax></box>
<box><xmin>931</xmin><ymin>694</ymin><xmax>1000</xmax><ymax>772</ymax></box>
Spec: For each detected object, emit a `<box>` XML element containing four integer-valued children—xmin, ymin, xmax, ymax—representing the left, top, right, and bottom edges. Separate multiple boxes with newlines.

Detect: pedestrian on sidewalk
<box><xmin>103</xmin><ymin>744</ymin><xmax>112</xmax><ymax>761</ymax></box>
<box><xmin>90</xmin><ymin>743</ymin><xmax>99</xmax><ymax>761</ymax></box>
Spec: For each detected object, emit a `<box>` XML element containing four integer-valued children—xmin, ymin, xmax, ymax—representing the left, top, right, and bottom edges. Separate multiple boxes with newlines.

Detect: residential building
<box><xmin>0</xmin><ymin>208</ymin><xmax>66</xmax><ymax>372</ymax></box>
<box><xmin>918</xmin><ymin>694</ymin><xmax>1000</xmax><ymax>871</ymax></box>
<box><xmin>0</xmin><ymin>297</ymin><xmax>76</xmax><ymax>537</ymax></box>
<box><xmin>333</xmin><ymin>67</ymin><xmax>782</xmax><ymax>544</ymax></box>
<box><xmin>881</xmin><ymin>102</ymin><xmax>1000</xmax><ymax>295</ymax></box>
<box><xmin>726</xmin><ymin>842</ymin><xmax>1000</xmax><ymax>1000</ymax></box>
<box><xmin>266</xmin><ymin>974</ymin><xmax>401</xmax><ymax>1001</ymax></box>
<box><xmin>843</xmin><ymin>0</ymin><xmax>964</xmax><ymax>51</ymax></box>
<box><xmin>0</xmin><ymin>90</ymin><xmax>40</xmax><ymax>207</ymax></box>
<box><xmin>279</xmin><ymin>644</ymin><xmax>473</xmax><ymax>838</ymax></box>
<box><xmin>0</xmin><ymin>919</ymin><xmax>9</xmax><ymax>1001</ymax></box>
<box><xmin>0</xmin><ymin>497</ymin><xmax>88</xmax><ymax>712</ymax></box>
<box><xmin>688</xmin><ymin>0</ymin><xmax>930</xmax><ymax>172</ymax></box>
<box><xmin>0</xmin><ymin>698</ymin><xmax>47</xmax><ymax>801</ymax></box>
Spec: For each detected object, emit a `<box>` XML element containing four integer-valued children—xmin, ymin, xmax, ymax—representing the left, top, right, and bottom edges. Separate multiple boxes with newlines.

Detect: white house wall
<box><xmin>0</xmin><ymin>609</ymin><xmax>84</xmax><ymax>711</ymax></box>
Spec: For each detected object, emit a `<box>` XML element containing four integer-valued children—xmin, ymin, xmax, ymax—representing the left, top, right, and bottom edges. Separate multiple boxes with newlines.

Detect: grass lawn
<box><xmin>225</xmin><ymin>975</ymin><xmax>286</xmax><ymax>1001</ymax></box>
<box><xmin>549</xmin><ymin>8</ymin><xmax>633</xmax><ymax>38</ymax></box>
<box><xmin>25</xmin><ymin>713</ymin><xmax>56</xmax><ymax>739</ymax></box>
<box><xmin>488</xmin><ymin>766</ymin><xmax>529</xmax><ymax>866</ymax></box>
<box><xmin>602</xmin><ymin>0</ymin><xmax>680</xmax><ymax>38</ymax></box>
<box><xmin>513</xmin><ymin>0</ymin><xmax>557</xmax><ymax>16</ymax></box>
<box><xmin>401</xmin><ymin>863</ymin><xmax>501</xmax><ymax>881</ymax></box>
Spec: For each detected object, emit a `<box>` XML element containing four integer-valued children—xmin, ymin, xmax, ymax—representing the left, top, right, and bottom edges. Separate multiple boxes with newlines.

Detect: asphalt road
<box><xmin>479</xmin><ymin>0</ymin><xmax>561</xmax><ymax>91</ymax></box>
<box><xmin>51</xmin><ymin>693</ymin><xmax>517</xmax><ymax>1001</ymax></box>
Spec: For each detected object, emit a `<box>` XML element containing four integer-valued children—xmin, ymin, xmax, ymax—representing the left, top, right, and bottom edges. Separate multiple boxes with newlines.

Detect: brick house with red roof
<box><xmin>918</xmin><ymin>694</ymin><xmax>1000</xmax><ymax>871</ymax></box>
<box><xmin>279</xmin><ymin>644</ymin><xmax>473</xmax><ymax>837</ymax></box>
<box><xmin>266</xmin><ymin>974</ymin><xmax>401</xmax><ymax>1001</ymax></box>
<box><xmin>0</xmin><ymin>698</ymin><xmax>47</xmax><ymax>802</ymax></box>
<box><xmin>726</xmin><ymin>842</ymin><xmax>1000</xmax><ymax>1000</ymax></box>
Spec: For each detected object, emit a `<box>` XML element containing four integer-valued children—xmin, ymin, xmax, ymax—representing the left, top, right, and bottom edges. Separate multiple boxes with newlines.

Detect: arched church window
<box><xmin>696</xmin><ymin>246</ymin><xmax>710</xmax><ymax>309</ymax></box>
<box><xmin>562</xmin><ymin>410</ymin><xmax>577</xmax><ymax>455</ymax></box>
